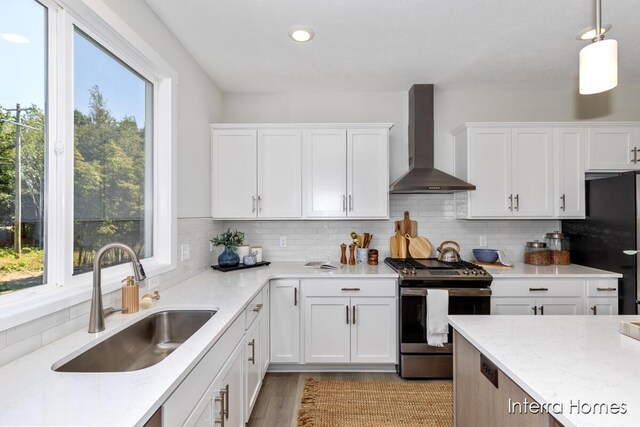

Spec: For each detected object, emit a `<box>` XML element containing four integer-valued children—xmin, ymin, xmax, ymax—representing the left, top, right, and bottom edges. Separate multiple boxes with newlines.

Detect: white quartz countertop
<box><xmin>0</xmin><ymin>262</ymin><xmax>396</xmax><ymax>426</ymax></box>
<box><xmin>487</xmin><ymin>262</ymin><xmax>622</xmax><ymax>278</ymax></box>
<box><xmin>448</xmin><ymin>315</ymin><xmax>640</xmax><ymax>427</ymax></box>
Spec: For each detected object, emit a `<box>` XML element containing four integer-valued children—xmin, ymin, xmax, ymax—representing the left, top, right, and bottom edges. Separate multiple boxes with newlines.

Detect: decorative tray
<box><xmin>211</xmin><ymin>261</ymin><xmax>271</xmax><ymax>273</ymax></box>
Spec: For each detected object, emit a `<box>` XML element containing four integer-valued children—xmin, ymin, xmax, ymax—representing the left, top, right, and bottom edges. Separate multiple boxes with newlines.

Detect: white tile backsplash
<box><xmin>224</xmin><ymin>194</ymin><xmax>560</xmax><ymax>263</ymax></box>
<box><xmin>0</xmin><ymin>217</ymin><xmax>221</xmax><ymax>368</ymax></box>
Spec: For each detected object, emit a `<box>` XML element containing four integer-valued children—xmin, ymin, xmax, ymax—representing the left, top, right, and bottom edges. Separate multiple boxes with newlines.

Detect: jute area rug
<box><xmin>297</xmin><ymin>378</ymin><xmax>453</xmax><ymax>427</ymax></box>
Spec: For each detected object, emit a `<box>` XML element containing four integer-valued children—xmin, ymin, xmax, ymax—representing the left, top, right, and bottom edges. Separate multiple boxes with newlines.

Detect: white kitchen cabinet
<box><xmin>257</xmin><ymin>129</ymin><xmax>302</xmax><ymax>218</ymax></box>
<box><xmin>491</xmin><ymin>297</ymin><xmax>537</xmax><ymax>315</ymax></box>
<box><xmin>492</xmin><ymin>296</ymin><xmax>583</xmax><ymax>315</ymax></box>
<box><xmin>555</xmin><ymin>128</ymin><xmax>586</xmax><ymax>218</ymax></box>
<box><xmin>511</xmin><ymin>128</ymin><xmax>554</xmax><ymax>217</ymax></box>
<box><xmin>270</xmin><ymin>280</ymin><xmax>300</xmax><ymax>363</ymax></box>
<box><xmin>538</xmin><ymin>297</ymin><xmax>583</xmax><ymax>315</ymax></box>
<box><xmin>304</xmin><ymin>297</ymin><xmax>352</xmax><ymax>363</ymax></box>
<box><xmin>260</xmin><ymin>285</ymin><xmax>270</xmax><ymax>376</ymax></box>
<box><xmin>350</xmin><ymin>297</ymin><xmax>397</xmax><ymax>363</ymax></box>
<box><xmin>244</xmin><ymin>315</ymin><xmax>262</xmax><ymax>421</ymax></box>
<box><xmin>185</xmin><ymin>340</ymin><xmax>244</xmax><ymax>427</ymax></box>
<box><xmin>347</xmin><ymin>129</ymin><xmax>389</xmax><ymax>218</ymax></box>
<box><xmin>304</xmin><ymin>129</ymin><xmax>348</xmax><ymax>217</ymax></box>
<box><xmin>211</xmin><ymin>129</ymin><xmax>257</xmax><ymax>218</ymax></box>
<box><xmin>587</xmin><ymin>297</ymin><xmax>618</xmax><ymax>315</ymax></box>
<box><xmin>587</xmin><ymin>126</ymin><xmax>640</xmax><ymax>171</ymax></box>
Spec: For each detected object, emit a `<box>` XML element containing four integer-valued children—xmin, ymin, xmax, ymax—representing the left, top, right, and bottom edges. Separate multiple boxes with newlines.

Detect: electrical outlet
<box><xmin>181</xmin><ymin>244</ymin><xmax>190</xmax><ymax>261</ymax></box>
<box><xmin>280</xmin><ymin>236</ymin><xmax>287</xmax><ymax>247</ymax></box>
<box><xmin>479</xmin><ymin>235</ymin><xmax>488</xmax><ymax>247</ymax></box>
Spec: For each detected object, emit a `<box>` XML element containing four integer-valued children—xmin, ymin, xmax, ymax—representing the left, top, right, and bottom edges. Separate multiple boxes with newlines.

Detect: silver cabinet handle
<box><xmin>352</xmin><ymin>306</ymin><xmax>356</xmax><ymax>324</ymax></box>
<box><xmin>560</xmin><ymin>194</ymin><xmax>566</xmax><ymax>211</ymax></box>
<box><xmin>251</xmin><ymin>196</ymin><xmax>256</xmax><ymax>213</ymax></box>
<box><xmin>214</xmin><ymin>385</ymin><xmax>228</xmax><ymax>426</ymax></box>
<box><xmin>248</xmin><ymin>338</ymin><xmax>255</xmax><ymax>364</ymax></box>
<box><xmin>341</xmin><ymin>287</ymin><xmax>361</xmax><ymax>291</ymax></box>
<box><xmin>596</xmin><ymin>287</ymin><xmax>617</xmax><ymax>291</ymax></box>
<box><xmin>343</xmin><ymin>195</ymin><xmax>347</xmax><ymax>212</ymax></box>
<box><xmin>532</xmin><ymin>306</ymin><xmax>538</xmax><ymax>315</ymax></box>
<box><xmin>591</xmin><ymin>305</ymin><xmax>597</xmax><ymax>315</ymax></box>
<box><xmin>257</xmin><ymin>195</ymin><xmax>262</xmax><ymax>212</ymax></box>
<box><xmin>252</xmin><ymin>303</ymin><xmax>263</xmax><ymax>312</ymax></box>
<box><xmin>348</xmin><ymin>195</ymin><xmax>353</xmax><ymax>211</ymax></box>
<box><xmin>529</xmin><ymin>287</ymin><xmax>549</xmax><ymax>292</ymax></box>
<box><xmin>223</xmin><ymin>384</ymin><xmax>229</xmax><ymax>420</ymax></box>
<box><xmin>508</xmin><ymin>194</ymin><xmax>513</xmax><ymax>211</ymax></box>
<box><xmin>539</xmin><ymin>305</ymin><xmax>544</xmax><ymax>315</ymax></box>
<box><xmin>514</xmin><ymin>194</ymin><xmax>520</xmax><ymax>211</ymax></box>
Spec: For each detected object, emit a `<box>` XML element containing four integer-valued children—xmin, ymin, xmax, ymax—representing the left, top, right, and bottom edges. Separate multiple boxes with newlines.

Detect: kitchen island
<box><xmin>448</xmin><ymin>314</ymin><xmax>640</xmax><ymax>427</ymax></box>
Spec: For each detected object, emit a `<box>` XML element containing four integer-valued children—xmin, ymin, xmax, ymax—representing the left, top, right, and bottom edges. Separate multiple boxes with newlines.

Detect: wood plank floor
<box><xmin>247</xmin><ymin>372</ymin><xmax>447</xmax><ymax>427</ymax></box>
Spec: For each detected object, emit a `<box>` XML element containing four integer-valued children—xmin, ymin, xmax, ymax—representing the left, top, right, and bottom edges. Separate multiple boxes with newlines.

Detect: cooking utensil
<box><xmin>437</xmin><ymin>240</ymin><xmax>461</xmax><ymax>263</ymax></box>
<box><xmin>405</xmin><ymin>234</ymin><xmax>433</xmax><ymax>258</ymax></box>
<box><xmin>351</xmin><ymin>232</ymin><xmax>361</xmax><ymax>248</ymax></box>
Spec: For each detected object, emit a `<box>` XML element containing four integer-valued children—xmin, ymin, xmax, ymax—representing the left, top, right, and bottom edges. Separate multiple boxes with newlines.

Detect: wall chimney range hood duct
<box><xmin>389</xmin><ymin>84</ymin><xmax>475</xmax><ymax>194</ymax></box>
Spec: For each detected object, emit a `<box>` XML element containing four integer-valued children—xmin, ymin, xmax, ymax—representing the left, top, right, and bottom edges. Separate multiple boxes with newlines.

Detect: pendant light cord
<box><xmin>595</xmin><ymin>0</ymin><xmax>603</xmax><ymax>41</ymax></box>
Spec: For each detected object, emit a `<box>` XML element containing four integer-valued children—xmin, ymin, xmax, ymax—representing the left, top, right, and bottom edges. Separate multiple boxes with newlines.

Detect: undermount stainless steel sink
<box><xmin>54</xmin><ymin>310</ymin><xmax>216</xmax><ymax>373</ymax></box>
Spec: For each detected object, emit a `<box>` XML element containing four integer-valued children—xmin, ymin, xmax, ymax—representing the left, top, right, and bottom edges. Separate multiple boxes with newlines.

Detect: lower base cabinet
<box><xmin>245</xmin><ymin>314</ymin><xmax>262</xmax><ymax>421</ymax></box>
<box><xmin>185</xmin><ymin>340</ymin><xmax>244</xmax><ymax>427</ymax></box>
<box><xmin>454</xmin><ymin>331</ymin><xmax>561</xmax><ymax>427</ymax></box>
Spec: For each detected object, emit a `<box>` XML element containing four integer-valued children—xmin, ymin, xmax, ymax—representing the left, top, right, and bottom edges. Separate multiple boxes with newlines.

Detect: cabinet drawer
<box><xmin>245</xmin><ymin>289</ymin><xmax>264</xmax><ymax>328</ymax></box>
<box><xmin>162</xmin><ymin>314</ymin><xmax>244</xmax><ymax>426</ymax></box>
<box><xmin>491</xmin><ymin>279</ymin><xmax>584</xmax><ymax>297</ymax></box>
<box><xmin>302</xmin><ymin>279</ymin><xmax>396</xmax><ymax>297</ymax></box>
<box><xmin>587</xmin><ymin>279</ymin><xmax>618</xmax><ymax>297</ymax></box>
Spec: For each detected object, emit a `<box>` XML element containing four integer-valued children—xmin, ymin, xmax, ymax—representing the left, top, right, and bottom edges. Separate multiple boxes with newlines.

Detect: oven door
<box><xmin>400</xmin><ymin>287</ymin><xmax>491</xmax><ymax>354</ymax></box>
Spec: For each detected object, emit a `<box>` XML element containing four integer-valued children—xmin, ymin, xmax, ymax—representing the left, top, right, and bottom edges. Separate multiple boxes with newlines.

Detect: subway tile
<box><xmin>42</xmin><ymin>315</ymin><xmax>89</xmax><ymax>346</ymax></box>
<box><xmin>6</xmin><ymin>310</ymin><xmax>70</xmax><ymax>346</ymax></box>
<box><xmin>0</xmin><ymin>334</ymin><xmax>41</xmax><ymax>367</ymax></box>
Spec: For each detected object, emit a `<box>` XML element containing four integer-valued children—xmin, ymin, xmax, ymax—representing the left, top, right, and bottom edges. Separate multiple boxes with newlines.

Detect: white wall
<box><xmin>105</xmin><ymin>0</ymin><xmax>224</xmax><ymax>218</ymax></box>
<box><xmin>224</xmin><ymin>87</ymin><xmax>640</xmax><ymax>180</ymax></box>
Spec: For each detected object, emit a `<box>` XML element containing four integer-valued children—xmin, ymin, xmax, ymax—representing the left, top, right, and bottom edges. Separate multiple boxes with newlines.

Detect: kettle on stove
<box><xmin>437</xmin><ymin>240</ymin><xmax>462</xmax><ymax>263</ymax></box>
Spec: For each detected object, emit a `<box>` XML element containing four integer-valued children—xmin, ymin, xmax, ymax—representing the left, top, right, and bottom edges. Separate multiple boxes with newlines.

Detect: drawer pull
<box><xmin>341</xmin><ymin>287</ymin><xmax>361</xmax><ymax>291</ymax></box>
<box><xmin>596</xmin><ymin>287</ymin><xmax>616</xmax><ymax>292</ymax></box>
<box><xmin>529</xmin><ymin>287</ymin><xmax>549</xmax><ymax>292</ymax></box>
<box><xmin>248</xmin><ymin>339</ymin><xmax>255</xmax><ymax>364</ymax></box>
<box><xmin>252</xmin><ymin>303</ymin><xmax>263</xmax><ymax>312</ymax></box>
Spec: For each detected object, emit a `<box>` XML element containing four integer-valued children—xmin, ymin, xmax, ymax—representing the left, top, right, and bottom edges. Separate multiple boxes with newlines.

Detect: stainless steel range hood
<box><xmin>389</xmin><ymin>84</ymin><xmax>475</xmax><ymax>194</ymax></box>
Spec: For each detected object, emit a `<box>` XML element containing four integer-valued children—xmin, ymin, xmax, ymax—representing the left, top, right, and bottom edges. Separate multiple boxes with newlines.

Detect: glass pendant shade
<box><xmin>579</xmin><ymin>39</ymin><xmax>618</xmax><ymax>94</ymax></box>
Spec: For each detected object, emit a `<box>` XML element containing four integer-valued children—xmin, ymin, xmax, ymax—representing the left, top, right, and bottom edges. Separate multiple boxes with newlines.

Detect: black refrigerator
<box><xmin>563</xmin><ymin>172</ymin><xmax>638</xmax><ymax>314</ymax></box>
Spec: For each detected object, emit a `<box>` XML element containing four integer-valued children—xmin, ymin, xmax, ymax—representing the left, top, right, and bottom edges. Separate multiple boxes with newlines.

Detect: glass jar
<box><xmin>545</xmin><ymin>231</ymin><xmax>570</xmax><ymax>265</ymax></box>
<box><xmin>524</xmin><ymin>240</ymin><xmax>551</xmax><ymax>266</ymax></box>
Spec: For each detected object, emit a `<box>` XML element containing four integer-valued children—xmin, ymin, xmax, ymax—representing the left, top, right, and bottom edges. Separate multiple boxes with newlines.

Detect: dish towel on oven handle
<box><xmin>426</xmin><ymin>289</ymin><xmax>449</xmax><ymax>347</ymax></box>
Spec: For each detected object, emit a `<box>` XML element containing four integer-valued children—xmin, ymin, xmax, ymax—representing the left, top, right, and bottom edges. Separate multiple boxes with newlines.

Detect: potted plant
<box><xmin>211</xmin><ymin>229</ymin><xmax>245</xmax><ymax>266</ymax></box>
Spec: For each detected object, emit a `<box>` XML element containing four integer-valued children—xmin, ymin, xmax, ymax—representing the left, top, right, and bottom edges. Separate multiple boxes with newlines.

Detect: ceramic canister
<box><xmin>236</xmin><ymin>245</ymin><xmax>250</xmax><ymax>262</ymax></box>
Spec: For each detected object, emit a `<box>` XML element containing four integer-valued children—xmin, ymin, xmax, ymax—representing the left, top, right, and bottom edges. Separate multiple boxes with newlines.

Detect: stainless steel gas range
<box><xmin>385</xmin><ymin>257</ymin><xmax>493</xmax><ymax>379</ymax></box>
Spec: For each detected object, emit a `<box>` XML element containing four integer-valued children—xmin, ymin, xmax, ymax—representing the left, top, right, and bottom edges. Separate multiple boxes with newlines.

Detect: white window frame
<box><xmin>0</xmin><ymin>0</ymin><xmax>177</xmax><ymax>331</ymax></box>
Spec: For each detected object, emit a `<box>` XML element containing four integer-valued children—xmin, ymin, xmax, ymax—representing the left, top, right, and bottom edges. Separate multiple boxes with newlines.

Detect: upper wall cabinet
<box><xmin>586</xmin><ymin>125</ymin><xmax>640</xmax><ymax>171</ymax></box>
<box><xmin>211</xmin><ymin>124</ymin><xmax>392</xmax><ymax>220</ymax></box>
<box><xmin>453</xmin><ymin>123</ymin><xmax>593</xmax><ymax>220</ymax></box>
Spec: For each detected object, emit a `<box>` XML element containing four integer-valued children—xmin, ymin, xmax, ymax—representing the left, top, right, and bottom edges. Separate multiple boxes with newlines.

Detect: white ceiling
<box><xmin>144</xmin><ymin>0</ymin><xmax>640</xmax><ymax>92</ymax></box>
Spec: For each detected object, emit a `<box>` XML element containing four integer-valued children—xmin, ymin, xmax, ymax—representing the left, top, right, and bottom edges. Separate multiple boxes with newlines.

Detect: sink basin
<box><xmin>54</xmin><ymin>310</ymin><xmax>216</xmax><ymax>372</ymax></box>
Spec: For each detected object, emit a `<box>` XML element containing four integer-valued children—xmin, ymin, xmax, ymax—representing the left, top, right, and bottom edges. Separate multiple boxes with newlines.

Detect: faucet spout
<box><xmin>89</xmin><ymin>243</ymin><xmax>147</xmax><ymax>333</ymax></box>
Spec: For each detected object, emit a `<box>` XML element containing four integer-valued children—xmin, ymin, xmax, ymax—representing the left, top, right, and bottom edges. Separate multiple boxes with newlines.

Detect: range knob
<box><xmin>411</xmin><ymin>268</ymin><xmax>417</xmax><ymax>275</ymax></box>
<box><xmin>471</xmin><ymin>270</ymin><xmax>479</xmax><ymax>276</ymax></box>
<box><xmin>402</xmin><ymin>268</ymin><xmax>409</xmax><ymax>275</ymax></box>
<box><xmin>479</xmin><ymin>269</ymin><xmax>487</xmax><ymax>275</ymax></box>
<box><xmin>462</xmin><ymin>270</ymin><xmax>470</xmax><ymax>275</ymax></box>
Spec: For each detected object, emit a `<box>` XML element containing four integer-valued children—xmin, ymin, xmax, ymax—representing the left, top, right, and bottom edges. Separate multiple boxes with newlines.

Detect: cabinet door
<box><xmin>211</xmin><ymin>129</ymin><xmax>257</xmax><ymax>218</ymax></box>
<box><xmin>245</xmin><ymin>316</ymin><xmax>262</xmax><ymax>421</ymax></box>
<box><xmin>587</xmin><ymin>297</ymin><xmax>618</xmax><ymax>315</ymax></box>
<box><xmin>304</xmin><ymin>297</ymin><xmax>351</xmax><ymax>363</ymax></box>
<box><xmin>270</xmin><ymin>280</ymin><xmax>300</xmax><ymax>363</ymax></box>
<box><xmin>350</xmin><ymin>297</ymin><xmax>396</xmax><ymax>363</ymax></box>
<box><xmin>347</xmin><ymin>129</ymin><xmax>389</xmax><ymax>218</ymax></box>
<box><xmin>538</xmin><ymin>297</ymin><xmax>584</xmax><ymax>315</ymax></box>
<box><xmin>587</xmin><ymin>127</ymin><xmax>640</xmax><ymax>170</ymax></box>
<box><xmin>555</xmin><ymin>128</ymin><xmax>586</xmax><ymax>218</ymax></box>
<box><xmin>257</xmin><ymin>129</ymin><xmax>302</xmax><ymax>218</ymax></box>
<box><xmin>511</xmin><ymin>128</ymin><xmax>554</xmax><ymax>217</ymax></box>
<box><xmin>491</xmin><ymin>297</ymin><xmax>536</xmax><ymax>315</ymax></box>
<box><xmin>184</xmin><ymin>341</ymin><xmax>244</xmax><ymax>427</ymax></box>
<box><xmin>468</xmin><ymin>128</ymin><xmax>513</xmax><ymax>217</ymax></box>
<box><xmin>260</xmin><ymin>285</ymin><xmax>270</xmax><ymax>377</ymax></box>
<box><xmin>303</xmin><ymin>129</ymin><xmax>347</xmax><ymax>218</ymax></box>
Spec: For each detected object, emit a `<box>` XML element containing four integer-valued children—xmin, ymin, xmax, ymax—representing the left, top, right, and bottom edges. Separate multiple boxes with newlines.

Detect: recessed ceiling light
<box><xmin>576</xmin><ymin>24</ymin><xmax>612</xmax><ymax>40</ymax></box>
<box><xmin>1</xmin><ymin>32</ymin><xmax>30</xmax><ymax>44</ymax></box>
<box><xmin>288</xmin><ymin>26</ymin><xmax>314</xmax><ymax>43</ymax></box>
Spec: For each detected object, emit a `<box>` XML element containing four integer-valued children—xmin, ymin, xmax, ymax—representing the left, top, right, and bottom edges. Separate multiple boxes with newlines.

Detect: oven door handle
<box><xmin>400</xmin><ymin>287</ymin><xmax>492</xmax><ymax>297</ymax></box>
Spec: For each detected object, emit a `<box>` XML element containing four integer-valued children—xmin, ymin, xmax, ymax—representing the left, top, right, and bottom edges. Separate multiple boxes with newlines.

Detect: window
<box><xmin>73</xmin><ymin>29</ymin><xmax>153</xmax><ymax>275</ymax></box>
<box><xmin>0</xmin><ymin>0</ymin><xmax>176</xmax><ymax>318</ymax></box>
<box><xmin>0</xmin><ymin>0</ymin><xmax>48</xmax><ymax>295</ymax></box>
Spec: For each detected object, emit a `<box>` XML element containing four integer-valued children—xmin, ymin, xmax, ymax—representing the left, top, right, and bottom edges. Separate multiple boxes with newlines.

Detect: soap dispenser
<box><xmin>121</xmin><ymin>276</ymin><xmax>140</xmax><ymax>314</ymax></box>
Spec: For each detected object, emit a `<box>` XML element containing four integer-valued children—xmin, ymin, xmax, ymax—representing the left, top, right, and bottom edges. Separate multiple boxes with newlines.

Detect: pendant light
<box><xmin>578</xmin><ymin>0</ymin><xmax>618</xmax><ymax>95</ymax></box>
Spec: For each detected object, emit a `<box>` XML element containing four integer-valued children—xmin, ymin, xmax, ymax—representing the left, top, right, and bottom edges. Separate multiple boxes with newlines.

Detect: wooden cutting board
<box><xmin>472</xmin><ymin>261</ymin><xmax>513</xmax><ymax>269</ymax></box>
<box><xmin>395</xmin><ymin>211</ymin><xmax>417</xmax><ymax>256</ymax></box>
<box><xmin>390</xmin><ymin>230</ymin><xmax>407</xmax><ymax>258</ymax></box>
<box><xmin>405</xmin><ymin>235</ymin><xmax>433</xmax><ymax>258</ymax></box>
